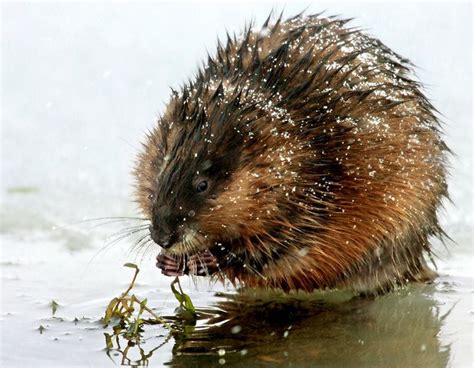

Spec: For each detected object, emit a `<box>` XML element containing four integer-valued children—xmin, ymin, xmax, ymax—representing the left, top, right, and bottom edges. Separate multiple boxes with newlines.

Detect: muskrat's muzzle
<box><xmin>149</xmin><ymin>224</ymin><xmax>178</xmax><ymax>249</ymax></box>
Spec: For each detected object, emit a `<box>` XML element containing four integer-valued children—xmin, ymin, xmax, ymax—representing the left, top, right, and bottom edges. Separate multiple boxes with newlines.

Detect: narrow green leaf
<box><xmin>170</xmin><ymin>277</ymin><xmax>196</xmax><ymax>318</ymax></box>
<box><xmin>170</xmin><ymin>278</ymin><xmax>184</xmax><ymax>304</ymax></box>
<box><xmin>103</xmin><ymin>298</ymin><xmax>119</xmax><ymax>325</ymax></box>
<box><xmin>183</xmin><ymin>295</ymin><xmax>196</xmax><ymax>314</ymax></box>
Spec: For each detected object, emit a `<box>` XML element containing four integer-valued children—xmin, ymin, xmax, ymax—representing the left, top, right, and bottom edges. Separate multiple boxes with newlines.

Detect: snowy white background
<box><xmin>1</xmin><ymin>2</ymin><xmax>472</xmax><ymax>367</ymax></box>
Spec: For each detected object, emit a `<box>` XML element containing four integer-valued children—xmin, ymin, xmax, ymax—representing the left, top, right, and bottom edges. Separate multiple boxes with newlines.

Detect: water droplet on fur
<box><xmin>297</xmin><ymin>247</ymin><xmax>309</xmax><ymax>257</ymax></box>
<box><xmin>231</xmin><ymin>325</ymin><xmax>242</xmax><ymax>334</ymax></box>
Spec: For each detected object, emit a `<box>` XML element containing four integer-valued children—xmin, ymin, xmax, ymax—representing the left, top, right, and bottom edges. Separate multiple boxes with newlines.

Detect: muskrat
<box><xmin>134</xmin><ymin>12</ymin><xmax>449</xmax><ymax>294</ymax></box>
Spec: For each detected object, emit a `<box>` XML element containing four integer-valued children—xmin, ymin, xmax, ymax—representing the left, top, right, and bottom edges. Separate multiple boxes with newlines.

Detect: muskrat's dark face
<box><xmin>135</xmin><ymin>121</ymin><xmax>238</xmax><ymax>255</ymax></box>
<box><xmin>134</xmin><ymin>87</ymin><xmax>302</xmax><ymax>256</ymax></box>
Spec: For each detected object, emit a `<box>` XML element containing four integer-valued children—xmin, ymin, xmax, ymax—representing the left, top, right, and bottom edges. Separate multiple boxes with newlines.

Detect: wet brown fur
<box><xmin>134</xmin><ymin>12</ymin><xmax>448</xmax><ymax>294</ymax></box>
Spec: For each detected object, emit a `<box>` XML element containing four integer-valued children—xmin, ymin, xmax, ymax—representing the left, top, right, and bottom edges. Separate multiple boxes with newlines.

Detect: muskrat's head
<box><xmin>134</xmin><ymin>83</ymin><xmax>302</xmax><ymax>256</ymax></box>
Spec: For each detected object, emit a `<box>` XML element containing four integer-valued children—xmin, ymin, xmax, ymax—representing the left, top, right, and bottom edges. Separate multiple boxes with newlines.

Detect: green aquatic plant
<box><xmin>171</xmin><ymin>276</ymin><xmax>196</xmax><ymax>321</ymax></box>
<box><xmin>50</xmin><ymin>300</ymin><xmax>59</xmax><ymax>316</ymax></box>
<box><xmin>37</xmin><ymin>325</ymin><xmax>46</xmax><ymax>334</ymax></box>
<box><xmin>102</xmin><ymin>263</ymin><xmax>197</xmax><ymax>346</ymax></box>
<box><xmin>102</xmin><ymin>263</ymin><xmax>174</xmax><ymax>340</ymax></box>
<box><xmin>102</xmin><ymin>263</ymin><xmax>199</xmax><ymax>365</ymax></box>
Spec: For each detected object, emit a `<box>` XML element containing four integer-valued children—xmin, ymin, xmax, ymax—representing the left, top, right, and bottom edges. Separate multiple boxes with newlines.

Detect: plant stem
<box><xmin>142</xmin><ymin>305</ymin><xmax>174</xmax><ymax>331</ymax></box>
<box><xmin>121</xmin><ymin>267</ymin><xmax>140</xmax><ymax>298</ymax></box>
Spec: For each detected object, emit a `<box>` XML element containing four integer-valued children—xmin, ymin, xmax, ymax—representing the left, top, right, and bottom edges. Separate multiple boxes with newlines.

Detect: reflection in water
<box><xmin>105</xmin><ymin>284</ymin><xmax>451</xmax><ymax>367</ymax></box>
<box><xmin>105</xmin><ymin>331</ymin><xmax>173</xmax><ymax>366</ymax></box>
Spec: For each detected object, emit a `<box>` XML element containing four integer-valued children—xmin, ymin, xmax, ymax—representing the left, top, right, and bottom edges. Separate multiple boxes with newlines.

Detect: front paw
<box><xmin>156</xmin><ymin>253</ymin><xmax>185</xmax><ymax>276</ymax></box>
<box><xmin>187</xmin><ymin>250</ymin><xmax>219</xmax><ymax>276</ymax></box>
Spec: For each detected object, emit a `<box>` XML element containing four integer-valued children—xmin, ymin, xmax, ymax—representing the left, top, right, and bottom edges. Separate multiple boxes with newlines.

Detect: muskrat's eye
<box><xmin>196</xmin><ymin>180</ymin><xmax>208</xmax><ymax>193</ymax></box>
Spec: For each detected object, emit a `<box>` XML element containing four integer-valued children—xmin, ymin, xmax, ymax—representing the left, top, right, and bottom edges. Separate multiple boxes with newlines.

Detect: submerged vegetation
<box><xmin>50</xmin><ymin>300</ymin><xmax>59</xmax><ymax>316</ymax></box>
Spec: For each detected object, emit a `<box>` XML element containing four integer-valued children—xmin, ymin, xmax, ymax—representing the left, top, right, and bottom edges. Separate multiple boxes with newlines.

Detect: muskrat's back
<box><xmin>135</xmin><ymin>13</ymin><xmax>448</xmax><ymax>294</ymax></box>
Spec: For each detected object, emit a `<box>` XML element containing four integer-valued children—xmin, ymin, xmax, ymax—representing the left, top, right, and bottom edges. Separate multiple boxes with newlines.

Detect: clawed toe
<box><xmin>187</xmin><ymin>250</ymin><xmax>219</xmax><ymax>276</ymax></box>
<box><xmin>156</xmin><ymin>253</ymin><xmax>185</xmax><ymax>276</ymax></box>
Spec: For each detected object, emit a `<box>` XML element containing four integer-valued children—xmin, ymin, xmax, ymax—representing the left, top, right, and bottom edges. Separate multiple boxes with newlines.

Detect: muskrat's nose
<box><xmin>149</xmin><ymin>224</ymin><xmax>176</xmax><ymax>249</ymax></box>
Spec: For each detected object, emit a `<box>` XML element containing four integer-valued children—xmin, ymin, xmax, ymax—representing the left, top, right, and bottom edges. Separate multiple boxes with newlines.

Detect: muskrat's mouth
<box><xmin>166</xmin><ymin>231</ymin><xmax>209</xmax><ymax>256</ymax></box>
<box><xmin>166</xmin><ymin>242</ymin><xmax>192</xmax><ymax>256</ymax></box>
